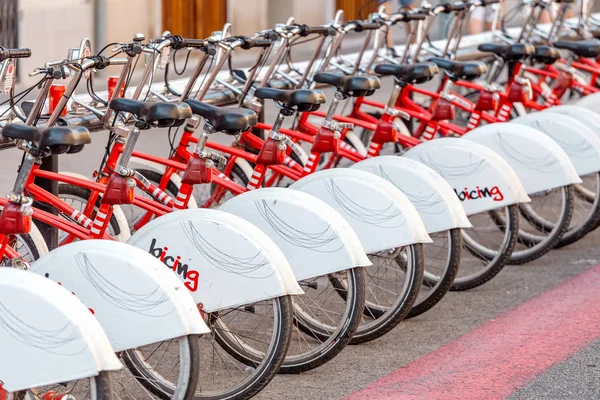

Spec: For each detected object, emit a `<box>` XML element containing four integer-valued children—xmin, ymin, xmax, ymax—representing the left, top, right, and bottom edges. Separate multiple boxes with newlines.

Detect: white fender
<box><xmin>403</xmin><ymin>138</ymin><xmax>531</xmax><ymax>216</ymax></box>
<box><xmin>464</xmin><ymin>123</ymin><xmax>581</xmax><ymax>193</ymax></box>
<box><xmin>128</xmin><ymin>158</ymin><xmax>199</xmax><ymax>209</ymax></box>
<box><xmin>290</xmin><ymin>169</ymin><xmax>431</xmax><ymax>254</ymax></box>
<box><xmin>350</xmin><ymin>156</ymin><xmax>472</xmax><ymax>234</ymax></box>
<box><xmin>29</xmin><ymin>241</ymin><xmax>210</xmax><ymax>353</ymax></box>
<box><xmin>59</xmin><ymin>171</ymin><xmax>131</xmax><ymax>242</ymax></box>
<box><xmin>127</xmin><ymin>209</ymin><xmax>303</xmax><ymax>312</ymax></box>
<box><xmin>0</xmin><ymin>268</ymin><xmax>121</xmax><ymax>392</ymax></box>
<box><xmin>512</xmin><ymin>113</ymin><xmax>600</xmax><ymax>176</ymax></box>
<box><xmin>543</xmin><ymin>105</ymin><xmax>600</xmax><ymax>138</ymax></box>
<box><xmin>219</xmin><ymin>188</ymin><xmax>371</xmax><ymax>281</ymax></box>
<box><xmin>575</xmin><ymin>91</ymin><xmax>600</xmax><ymax>114</ymax></box>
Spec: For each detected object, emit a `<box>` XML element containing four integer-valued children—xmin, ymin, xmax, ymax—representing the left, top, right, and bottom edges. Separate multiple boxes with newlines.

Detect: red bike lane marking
<box><xmin>345</xmin><ymin>264</ymin><xmax>600</xmax><ymax>400</ymax></box>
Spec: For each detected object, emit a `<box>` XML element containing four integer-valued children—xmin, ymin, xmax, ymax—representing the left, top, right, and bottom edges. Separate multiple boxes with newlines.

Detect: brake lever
<box><xmin>385</xmin><ymin>107</ymin><xmax>410</xmax><ymax>120</ymax></box>
<box><xmin>133</xmin><ymin>170</ymin><xmax>152</xmax><ymax>189</ymax></box>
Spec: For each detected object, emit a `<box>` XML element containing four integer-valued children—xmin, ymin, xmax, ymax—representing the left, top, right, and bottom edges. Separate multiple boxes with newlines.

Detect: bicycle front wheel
<box><xmin>282</xmin><ymin>267</ymin><xmax>366</xmax><ymax>373</ymax></box>
<box><xmin>13</xmin><ymin>371</ymin><xmax>113</xmax><ymax>400</ymax></box>
<box><xmin>508</xmin><ymin>185</ymin><xmax>574</xmax><ymax>264</ymax></box>
<box><xmin>350</xmin><ymin>244</ymin><xmax>425</xmax><ymax>344</ymax></box>
<box><xmin>197</xmin><ymin>296</ymin><xmax>294</xmax><ymax>400</ymax></box>
<box><xmin>408</xmin><ymin>229</ymin><xmax>461</xmax><ymax>318</ymax></box>
<box><xmin>456</xmin><ymin>205</ymin><xmax>519</xmax><ymax>291</ymax></box>
<box><xmin>123</xmin><ymin>335</ymin><xmax>201</xmax><ymax>400</ymax></box>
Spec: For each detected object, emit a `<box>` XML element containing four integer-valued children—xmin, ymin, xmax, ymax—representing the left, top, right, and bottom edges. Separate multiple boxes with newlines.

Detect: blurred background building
<box><xmin>2</xmin><ymin>0</ymin><xmax>599</xmax><ymax>82</ymax></box>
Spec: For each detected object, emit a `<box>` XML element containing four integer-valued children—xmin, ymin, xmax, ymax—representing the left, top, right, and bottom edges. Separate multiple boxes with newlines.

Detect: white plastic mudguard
<box><xmin>127</xmin><ymin>209</ymin><xmax>303</xmax><ymax>312</ymax></box>
<box><xmin>350</xmin><ymin>156</ymin><xmax>472</xmax><ymax>234</ymax></box>
<box><xmin>403</xmin><ymin>138</ymin><xmax>531</xmax><ymax>216</ymax></box>
<box><xmin>575</xmin><ymin>91</ymin><xmax>600</xmax><ymax>114</ymax></box>
<box><xmin>543</xmin><ymin>105</ymin><xmax>600</xmax><ymax>138</ymax></box>
<box><xmin>0</xmin><ymin>268</ymin><xmax>122</xmax><ymax>392</ymax></box>
<box><xmin>29</xmin><ymin>241</ymin><xmax>210</xmax><ymax>353</ymax></box>
<box><xmin>512</xmin><ymin>113</ymin><xmax>600</xmax><ymax>176</ymax></box>
<box><xmin>219</xmin><ymin>188</ymin><xmax>371</xmax><ymax>281</ymax></box>
<box><xmin>290</xmin><ymin>169</ymin><xmax>431</xmax><ymax>254</ymax></box>
<box><xmin>464</xmin><ymin>123</ymin><xmax>581</xmax><ymax>193</ymax></box>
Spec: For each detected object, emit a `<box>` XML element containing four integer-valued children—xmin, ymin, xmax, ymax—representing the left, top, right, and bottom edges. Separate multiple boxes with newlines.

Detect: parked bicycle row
<box><xmin>1</xmin><ymin>0</ymin><xmax>600</xmax><ymax>398</ymax></box>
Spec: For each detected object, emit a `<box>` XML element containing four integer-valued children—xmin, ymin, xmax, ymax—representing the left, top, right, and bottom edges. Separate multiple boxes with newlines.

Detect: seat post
<box><xmin>117</xmin><ymin>126</ymin><xmax>141</xmax><ymax>168</ymax></box>
<box><xmin>11</xmin><ymin>153</ymin><xmax>36</xmax><ymax>198</ymax></box>
<box><xmin>324</xmin><ymin>92</ymin><xmax>345</xmax><ymax>122</ymax></box>
<box><xmin>386</xmin><ymin>83</ymin><xmax>404</xmax><ymax>109</ymax></box>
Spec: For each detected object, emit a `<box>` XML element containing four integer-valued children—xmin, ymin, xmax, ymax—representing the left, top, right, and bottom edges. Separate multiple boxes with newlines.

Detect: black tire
<box><xmin>57</xmin><ymin>184</ymin><xmax>125</xmax><ymax>238</ymax></box>
<box><xmin>407</xmin><ymin>229</ymin><xmax>461</xmax><ymax>319</ymax></box>
<box><xmin>555</xmin><ymin>173</ymin><xmax>600</xmax><ymax>247</ymax></box>
<box><xmin>14</xmin><ymin>371</ymin><xmax>114</xmax><ymax>400</ymax></box>
<box><xmin>454</xmin><ymin>205</ymin><xmax>519</xmax><ymax>291</ymax></box>
<box><xmin>281</xmin><ymin>267</ymin><xmax>366</xmax><ymax>373</ymax></box>
<box><xmin>123</xmin><ymin>335</ymin><xmax>201</xmax><ymax>400</ymax></box>
<box><xmin>201</xmin><ymin>296</ymin><xmax>294</xmax><ymax>400</ymax></box>
<box><xmin>350</xmin><ymin>243</ymin><xmax>425</xmax><ymax>344</ymax></box>
<box><xmin>508</xmin><ymin>185</ymin><xmax>574</xmax><ymax>264</ymax></box>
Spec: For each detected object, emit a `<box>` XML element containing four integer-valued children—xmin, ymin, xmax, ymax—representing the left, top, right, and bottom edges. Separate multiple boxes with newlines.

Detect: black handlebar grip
<box><xmin>480</xmin><ymin>0</ymin><xmax>500</xmax><ymax>5</ymax></box>
<box><xmin>182</xmin><ymin>38</ymin><xmax>206</xmax><ymax>48</ymax></box>
<box><xmin>353</xmin><ymin>21</ymin><xmax>383</xmax><ymax>32</ymax></box>
<box><xmin>443</xmin><ymin>2</ymin><xmax>467</xmax><ymax>12</ymax></box>
<box><xmin>241</xmin><ymin>38</ymin><xmax>273</xmax><ymax>49</ymax></box>
<box><xmin>302</xmin><ymin>26</ymin><xmax>332</xmax><ymax>36</ymax></box>
<box><xmin>405</xmin><ymin>12</ymin><xmax>428</xmax><ymax>21</ymax></box>
<box><xmin>0</xmin><ymin>47</ymin><xmax>32</xmax><ymax>61</ymax></box>
<box><xmin>89</xmin><ymin>55</ymin><xmax>111</xmax><ymax>70</ymax></box>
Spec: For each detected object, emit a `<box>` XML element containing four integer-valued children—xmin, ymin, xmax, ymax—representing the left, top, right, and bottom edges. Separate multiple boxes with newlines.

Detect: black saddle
<box><xmin>109</xmin><ymin>99</ymin><xmax>192</xmax><ymax>128</ymax></box>
<box><xmin>374</xmin><ymin>62</ymin><xmax>439</xmax><ymax>85</ymax></box>
<box><xmin>532</xmin><ymin>46</ymin><xmax>560</xmax><ymax>65</ymax></box>
<box><xmin>312</xmin><ymin>73</ymin><xmax>381</xmax><ymax>97</ymax></box>
<box><xmin>253</xmin><ymin>88</ymin><xmax>326</xmax><ymax>112</ymax></box>
<box><xmin>478</xmin><ymin>43</ymin><xmax>535</xmax><ymax>61</ymax></box>
<box><xmin>428</xmin><ymin>58</ymin><xmax>488</xmax><ymax>81</ymax></box>
<box><xmin>2</xmin><ymin>124</ymin><xmax>91</xmax><ymax>155</ymax></box>
<box><xmin>553</xmin><ymin>39</ymin><xmax>600</xmax><ymax>58</ymax></box>
<box><xmin>185</xmin><ymin>100</ymin><xmax>258</xmax><ymax>134</ymax></box>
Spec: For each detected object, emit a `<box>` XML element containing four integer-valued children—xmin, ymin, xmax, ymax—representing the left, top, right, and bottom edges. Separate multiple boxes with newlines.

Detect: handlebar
<box><xmin>442</xmin><ymin>2</ymin><xmax>467</xmax><ymax>13</ymax></box>
<box><xmin>167</xmin><ymin>35</ymin><xmax>207</xmax><ymax>50</ymax></box>
<box><xmin>240</xmin><ymin>37</ymin><xmax>273</xmax><ymax>49</ymax></box>
<box><xmin>351</xmin><ymin>20</ymin><xmax>383</xmax><ymax>32</ymax></box>
<box><xmin>0</xmin><ymin>47</ymin><xmax>31</xmax><ymax>61</ymax></box>
<box><xmin>390</xmin><ymin>11</ymin><xmax>428</xmax><ymax>24</ymax></box>
<box><xmin>295</xmin><ymin>25</ymin><xmax>337</xmax><ymax>37</ymax></box>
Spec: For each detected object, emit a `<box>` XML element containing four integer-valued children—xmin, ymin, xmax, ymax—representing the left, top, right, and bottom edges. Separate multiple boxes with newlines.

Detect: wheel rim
<box><xmin>198</xmin><ymin>298</ymin><xmax>283</xmax><ymax>398</ymax></box>
<box><xmin>459</xmin><ymin>206</ymin><xmax>513</xmax><ymax>284</ymax></box>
